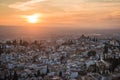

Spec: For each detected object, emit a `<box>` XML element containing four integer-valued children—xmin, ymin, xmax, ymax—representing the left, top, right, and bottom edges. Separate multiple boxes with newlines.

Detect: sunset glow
<box><xmin>0</xmin><ymin>0</ymin><xmax>119</xmax><ymax>29</ymax></box>
<box><xmin>26</xmin><ymin>14</ymin><xmax>40</xmax><ymax>23</ymax></box>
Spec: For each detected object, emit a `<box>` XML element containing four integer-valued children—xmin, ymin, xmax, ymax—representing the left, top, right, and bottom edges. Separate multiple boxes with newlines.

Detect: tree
<box><xmin>33</xmin><ymin>40</ymin><xmax>38</xmax><ymax>45</ymax></box>
<box><xmin>13</xmin><ymin>40</ymin><xmax>17</xmax><ymax>46</ymax></box>
<box><xmin>59</xmin><ymin>71</ymin><xmax>62</xmax><ymax>77</ymax></box>
<box><xmin>4</xmin><ymin>74</ymin><xmax>7</xmax><ymax>80</ymax></box>
<box><xmin>103</xmin><ymin>44</ymin><xmax>108</xmax><ymax>53</ymax></box>
<box><xmin>37</xmin><ymin>70</ymin><xmax>40</xmax><ymax>77</ymax></box>
<box><xmin>22</xmin><ymin>41</ymin><xmax>29</xmax><ymax>47</ymax></box>
<box><xmin>13</xmin><ymin>71</ymin><xmax>18</xmax><ymax>80</ymax></box>
<box><xmin>0</xmin><ymin>47</ymin><xmax>3</xmax><ymax>55</ymax></box>
<box><xmin>19</xmin><ymin>40</ymin><xmax>23</xmax><ymax>45</ymax></box>
<box><xmin>46</xmin><ymin>66</ymin><xmax>49</xmax><ymax>74</ymax></box>
<box><xmin>40</xmin><ymin>74</ymin><xmax>45</xmax><ymax>79</ymax></box>
<box><xmin>78</xmin><ymin>70</ymin><xmax>87</xmax><ymax>76</ymax></box>
<box><xmin>88</xmin><ymin>50</ymin><xmax>96</xmax><ymax>57</ymax></box>
<box><xmin>6</xmin><ymin>41</ymin><xmax>12</xmax><ymax>45</ymax></box>
<box><xmin>60</xmin><ymin>56</ymin><xmax>64</xmax><ymax>63</ymax></box>
<box><xmin>9</xmin><ymin>70</ymin><xmax>12</xmax><ymax>80</ymax></box>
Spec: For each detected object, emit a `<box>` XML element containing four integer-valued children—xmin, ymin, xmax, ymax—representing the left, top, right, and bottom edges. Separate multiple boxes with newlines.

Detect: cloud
<box><xmin>86</xmin><ymin>0</ymin><xmax>120</xmax><ymax>3</ymax></box>
<box><xmin>8</xmin><ymin>0</ymin><xmax>120</xmax><ymax>27</ymax></box>
<box><xmin>102</xmin><ymin>11</ymin><xmax>120</xmax><ymax>23</ymax></box>
<box><xmin>8</xmin><ymin>0</ymin><xmax>44</xmax><ymax>11</ymax></box>
<box><xmin>8</xmin><ymin>0</ymin><xmax>120</xmax><ymax>12</ymax></box>
<box><xmin>85</xmin><ymin>0</ymin><xmax>120</xmax><ymax>3</ymax></box>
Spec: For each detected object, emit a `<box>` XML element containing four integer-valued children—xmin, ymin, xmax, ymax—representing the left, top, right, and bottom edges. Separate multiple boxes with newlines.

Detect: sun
<box><xmin>26</xmin><ymin>14</ymin><xmax>40</xmax><ymax>23</ymax></box>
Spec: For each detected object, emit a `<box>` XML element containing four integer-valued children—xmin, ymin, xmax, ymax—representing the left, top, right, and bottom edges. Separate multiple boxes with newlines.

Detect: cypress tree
<box><xmin>13</xmin><ymin>71</ymin><xmax>18</xmax><ymax>80</ymax></box>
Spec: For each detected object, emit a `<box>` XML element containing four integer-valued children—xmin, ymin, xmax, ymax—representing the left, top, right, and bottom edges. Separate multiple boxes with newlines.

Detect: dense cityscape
<box><xmin>0</xmin><ymin>35</ymin><xmax>120</xmax><ymax>80</ymax></box>
<box><xmin>0</xmin><ymin>0</ymin><xmax>120</xmax><ymax>80</ymax></box>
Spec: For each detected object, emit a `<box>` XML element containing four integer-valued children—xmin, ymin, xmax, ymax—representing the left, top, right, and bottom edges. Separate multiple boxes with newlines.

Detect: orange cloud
<box><xmin>8</xmin><ymin>0</ymin><xmax>45</xmax><ymax>11</ymax></box>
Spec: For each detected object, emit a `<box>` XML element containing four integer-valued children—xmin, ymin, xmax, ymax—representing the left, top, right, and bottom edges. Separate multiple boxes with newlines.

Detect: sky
<box><xmin>0</xmin><ymin>0</ymin><xmax>120</xmax><ymax>29</ymax></box>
